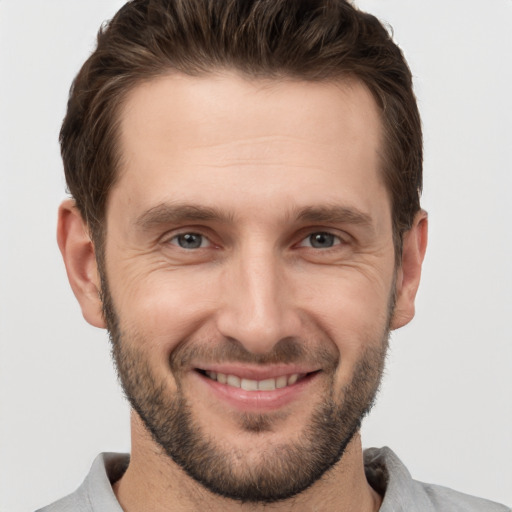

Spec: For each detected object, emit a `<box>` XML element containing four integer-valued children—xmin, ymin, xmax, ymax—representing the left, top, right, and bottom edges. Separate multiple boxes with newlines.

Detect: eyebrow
<box><xmin>295</xmin><ymin>205</ymin><xmax>373</xmax><ymax>227</ymax></box>
<box><xmin>135</xmin><ymin>202</ymin><xmax>374</xmax><ymax>231</ymax></box>
<box><xmin>135</xmin><ymin>203</ymin><xmax>234</xmax><ymax>230</ymax></box>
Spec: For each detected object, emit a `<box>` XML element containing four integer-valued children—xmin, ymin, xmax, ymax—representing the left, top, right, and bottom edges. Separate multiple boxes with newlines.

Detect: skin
<box><xmin>58</xmin><ymin>72</ymin><xmax>428</xmax><ymax>511</ymax></box>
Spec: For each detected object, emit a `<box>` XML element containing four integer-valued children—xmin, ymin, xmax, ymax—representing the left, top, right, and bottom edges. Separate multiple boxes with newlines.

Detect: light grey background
<box><xmin>0</xmin><ymin>1</ymin><xmax>510</xmax><ymax>511</ymax></box>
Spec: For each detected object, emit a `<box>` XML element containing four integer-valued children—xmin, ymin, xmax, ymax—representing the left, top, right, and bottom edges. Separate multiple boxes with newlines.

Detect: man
<box><xmin>37</xmin><ymin>0</ymin><xmax>509</xmax><ymax>511</ymax></box>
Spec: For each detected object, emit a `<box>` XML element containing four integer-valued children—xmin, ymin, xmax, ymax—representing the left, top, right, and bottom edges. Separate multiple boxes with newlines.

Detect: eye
<box><xmin>169</xmin><ymin>233</ymin><xmax>210</xmax><ymax>249</ymax></box>
<box><xmin>299</xmin><ymin>232</ymin><xmax>341</xmax><ymax>249</ymax></box>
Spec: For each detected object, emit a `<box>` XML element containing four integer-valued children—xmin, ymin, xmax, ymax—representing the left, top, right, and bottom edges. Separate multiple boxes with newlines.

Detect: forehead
<box><xmin>111</xmin><ymin>72</ymin><xmax>387</xmax><ymax>226</ymax></box>
<box><xmin>118</xmin><ymin>72</ymin><xmax>382</xmax><ymax>161</ymax></box>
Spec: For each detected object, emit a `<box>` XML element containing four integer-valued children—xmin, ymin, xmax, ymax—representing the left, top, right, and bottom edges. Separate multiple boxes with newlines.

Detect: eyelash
<box><xmin>165</xmin><ymin>230</ymin><xmax>345</xmax><ymax>251</ymax></box>
<box><xmin>168</xmin><ymin>232</ymin><xmax>212</xmax><ymax>249</ymax></box>
<box><xmin>298</xmin><ymin>232</ymin><xmax>343</xmax><ymax>249</ymax></box>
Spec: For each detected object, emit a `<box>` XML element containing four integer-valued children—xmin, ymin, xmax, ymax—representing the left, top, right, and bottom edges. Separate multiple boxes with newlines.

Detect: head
<box><xmin>61</xmin><ymin>0</ymin><xmax>422</xmax><ymax>259</ymax></box>
<box><xmin>58</xmin><ymin>0</ymin><xmax>427</xmax><ymax>505</ymax></box>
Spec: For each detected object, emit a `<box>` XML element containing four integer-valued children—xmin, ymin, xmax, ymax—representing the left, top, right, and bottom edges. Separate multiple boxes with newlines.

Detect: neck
<box><xmin>113</xmin><ymin>412</ymin><xmax>382</xmax><ymax>512</ymax></box>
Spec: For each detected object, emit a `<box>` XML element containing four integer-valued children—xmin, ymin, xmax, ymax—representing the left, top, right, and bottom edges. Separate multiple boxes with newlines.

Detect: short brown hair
<box><xmin>61</xmin><ymin>0</ymin><xmax>422</xmax><ymax>256</ymax></box>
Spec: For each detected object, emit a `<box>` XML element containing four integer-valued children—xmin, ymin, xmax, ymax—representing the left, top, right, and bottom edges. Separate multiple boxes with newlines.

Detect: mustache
<box><xmin>169</xmin><ymin>336</ymin><xmax>340</xmax><ymax>372</ymax></box>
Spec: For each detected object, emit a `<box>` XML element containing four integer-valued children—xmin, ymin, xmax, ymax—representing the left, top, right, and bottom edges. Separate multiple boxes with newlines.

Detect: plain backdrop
<box><xmin>0</xmin><ymin>1</ymin><xmax>511</xmax><ymax>511</ymax></box>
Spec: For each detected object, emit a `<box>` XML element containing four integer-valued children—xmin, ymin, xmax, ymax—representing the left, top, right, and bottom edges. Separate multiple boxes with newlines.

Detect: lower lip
<box><xmin>194</xmin><ymin>371</ymin><xmax>319</xmax><ymax>412</ymax></box>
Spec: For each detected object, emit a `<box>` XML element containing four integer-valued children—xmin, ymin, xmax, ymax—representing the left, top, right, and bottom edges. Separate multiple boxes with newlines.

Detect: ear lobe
<box><xmin>390</xmin><ymin>210</ymin><xmax>428</xmax><ymax>330</ymax></box>
<box><xmin>57</xmin><ymin>199</ymin><xmax>106</xmax><ymax>328</ymax></box>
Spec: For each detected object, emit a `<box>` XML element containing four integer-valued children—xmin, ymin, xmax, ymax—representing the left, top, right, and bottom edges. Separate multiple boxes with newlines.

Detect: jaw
<box><xmin>112</xmin><ymin>329</ymin><xmax>389</xmax><ymax>508</ymax></box>
<box><xmin>123</xmin><ymin>411</ymin><xmax>374</xmax><ymax>512</ymax></box>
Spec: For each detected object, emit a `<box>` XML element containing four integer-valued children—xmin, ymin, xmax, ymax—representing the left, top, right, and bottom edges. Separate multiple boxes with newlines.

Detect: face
<box><xmin>99</xmin><ymin>73</ymin><xmax>398</xmax><ymax>502</ymax></box>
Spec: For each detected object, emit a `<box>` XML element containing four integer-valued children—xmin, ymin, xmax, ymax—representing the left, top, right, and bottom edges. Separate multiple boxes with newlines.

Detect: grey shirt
<box><xmin>36</xmin><ymin>447</ymin><xmax>510</xmax><ymax>511</ymax></box>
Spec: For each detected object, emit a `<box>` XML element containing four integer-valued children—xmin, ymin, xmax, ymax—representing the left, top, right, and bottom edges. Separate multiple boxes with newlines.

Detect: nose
<box><xmin>215</xmin><ymin>244</ymin><xmax>302</xmax><ymax>355</ymax></box>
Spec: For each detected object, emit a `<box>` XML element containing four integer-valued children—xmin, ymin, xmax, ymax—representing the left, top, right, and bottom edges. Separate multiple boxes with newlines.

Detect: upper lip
<box><xmin>194</xmin><ymin>364</ymin><xmax>319</xmax><ymax>381</ymax></box>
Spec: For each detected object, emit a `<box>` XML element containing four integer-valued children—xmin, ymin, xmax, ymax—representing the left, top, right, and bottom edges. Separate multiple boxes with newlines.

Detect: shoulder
<box><xmin>364</xmin><ymin>447</ymin><xmax>510</xmax><ymax>512</ymax></box>
<box><xmin>418</xmin><ymin>481</ymin><xmax>510</xmax><ymax>512</ymax></box>
<box><xmin>35</xmin><ymin>453</ymin><xmax>128</xmax><ymax>512</ymax></box>
<box><xmin>35</xmin><ymin>486</ymin><xmax>92</xmax><ymax>512</ymax></box>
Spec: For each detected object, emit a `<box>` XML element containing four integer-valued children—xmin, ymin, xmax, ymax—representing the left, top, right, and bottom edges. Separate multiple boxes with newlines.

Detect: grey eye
<box><xmin>308</xmin><ymin>232</ymin><xmax>338</xmax><ymax>248</ymax></box>
<box><xmin>172</xmin><ymin>233</ymin><xmax>207</xmax><ymax>249</ymax></box>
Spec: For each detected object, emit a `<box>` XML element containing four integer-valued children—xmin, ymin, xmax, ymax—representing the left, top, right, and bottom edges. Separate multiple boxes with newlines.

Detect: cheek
<box><xmin>293</xmin><ymin>267</ymin><xmax>393</xmax><ymax>379</ymax></box>
<box><xmin>109</xmin><ymin>265</ymin><xmax>220</xmax><ymax>354</ymax></box>
<box><xmin>295</xmin><ymin>266</ymin><xmax>394</xmax><ymax>328</ymax></box>
<box><xmin>106</xmin><ymin>248</ymin><xmax>395</xmax><ymax>365</ymax></box>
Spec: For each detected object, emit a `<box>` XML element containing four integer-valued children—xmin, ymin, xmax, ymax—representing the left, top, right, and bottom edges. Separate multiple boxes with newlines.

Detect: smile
<box><xmin>202</xmin><ymin>371</ymin><xmax>307</xmax><ymax>391</ymax></box>
<box><xmin>193</xmin><ymin>366</ymin><xmax>321</xmax><ymax>411</ymax></box>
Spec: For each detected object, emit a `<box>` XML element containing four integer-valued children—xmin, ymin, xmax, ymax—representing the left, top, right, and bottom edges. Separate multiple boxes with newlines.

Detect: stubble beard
<box><xmin>101</xmin><ymin>275</ymin><xmax>390</xmax><ymax>504</ymax></box>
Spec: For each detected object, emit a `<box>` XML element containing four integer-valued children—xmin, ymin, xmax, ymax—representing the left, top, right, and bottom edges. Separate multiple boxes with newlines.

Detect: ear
<box><xmin>57</xmin><ymin>199</ymin><xmax>106</xmax><ymax>328</ymax></box>
<box><xmin>390</xmin><ymin>210</ymin><xmax>428</xmax><ymax>330</ymax></box>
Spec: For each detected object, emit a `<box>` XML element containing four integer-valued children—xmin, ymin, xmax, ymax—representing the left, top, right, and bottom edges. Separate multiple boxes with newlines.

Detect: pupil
<box><xmin>178</xmin><ymin>233</ymin><xmax>202</xmax><ymax>249</ymax></box>
<box><xmin>310</xmin><ymin>232</ymin><xmax>334</xmax><ymax>248</ymax></box>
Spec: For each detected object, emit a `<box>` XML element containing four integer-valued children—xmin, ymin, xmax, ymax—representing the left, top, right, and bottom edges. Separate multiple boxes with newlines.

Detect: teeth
<box><xmin>227</xmin><ymin>375</ymin><xmax>241</xmax><ymax>388</ymax></box>
<box><xmin>204</xmin><ymin>371</ymin><xmax>304</xmax><ymax>391</ymax></box>
<box><xmin>288</xmin><ymin>374</ymin><xmax>298</xmax><ymax>385</ymax></box>
<box><xmin>276</xmin><ymin>376</ymin><xmax>287</xmax><ymax>389</ymax></box>
<box><xmin>258</xmin><ymin>378</ymin><xmax>276</xmax><ymax>391</ymax></box>
<box><xmin>241</xmin><ymin>378</ymin><xmax>259</xmax><ymax>391</ymax></box>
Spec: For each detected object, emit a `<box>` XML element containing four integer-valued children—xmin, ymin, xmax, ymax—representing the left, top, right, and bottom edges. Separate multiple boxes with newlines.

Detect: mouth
<box><xmin>196</xmin><ymin>369</ymin><xmax>311</xmax><ymax>391</ymax></box>
<box><xmin>193</xmin><ymin>366</ymin><xmax>321</xmax><ymax>412</ymax></box>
